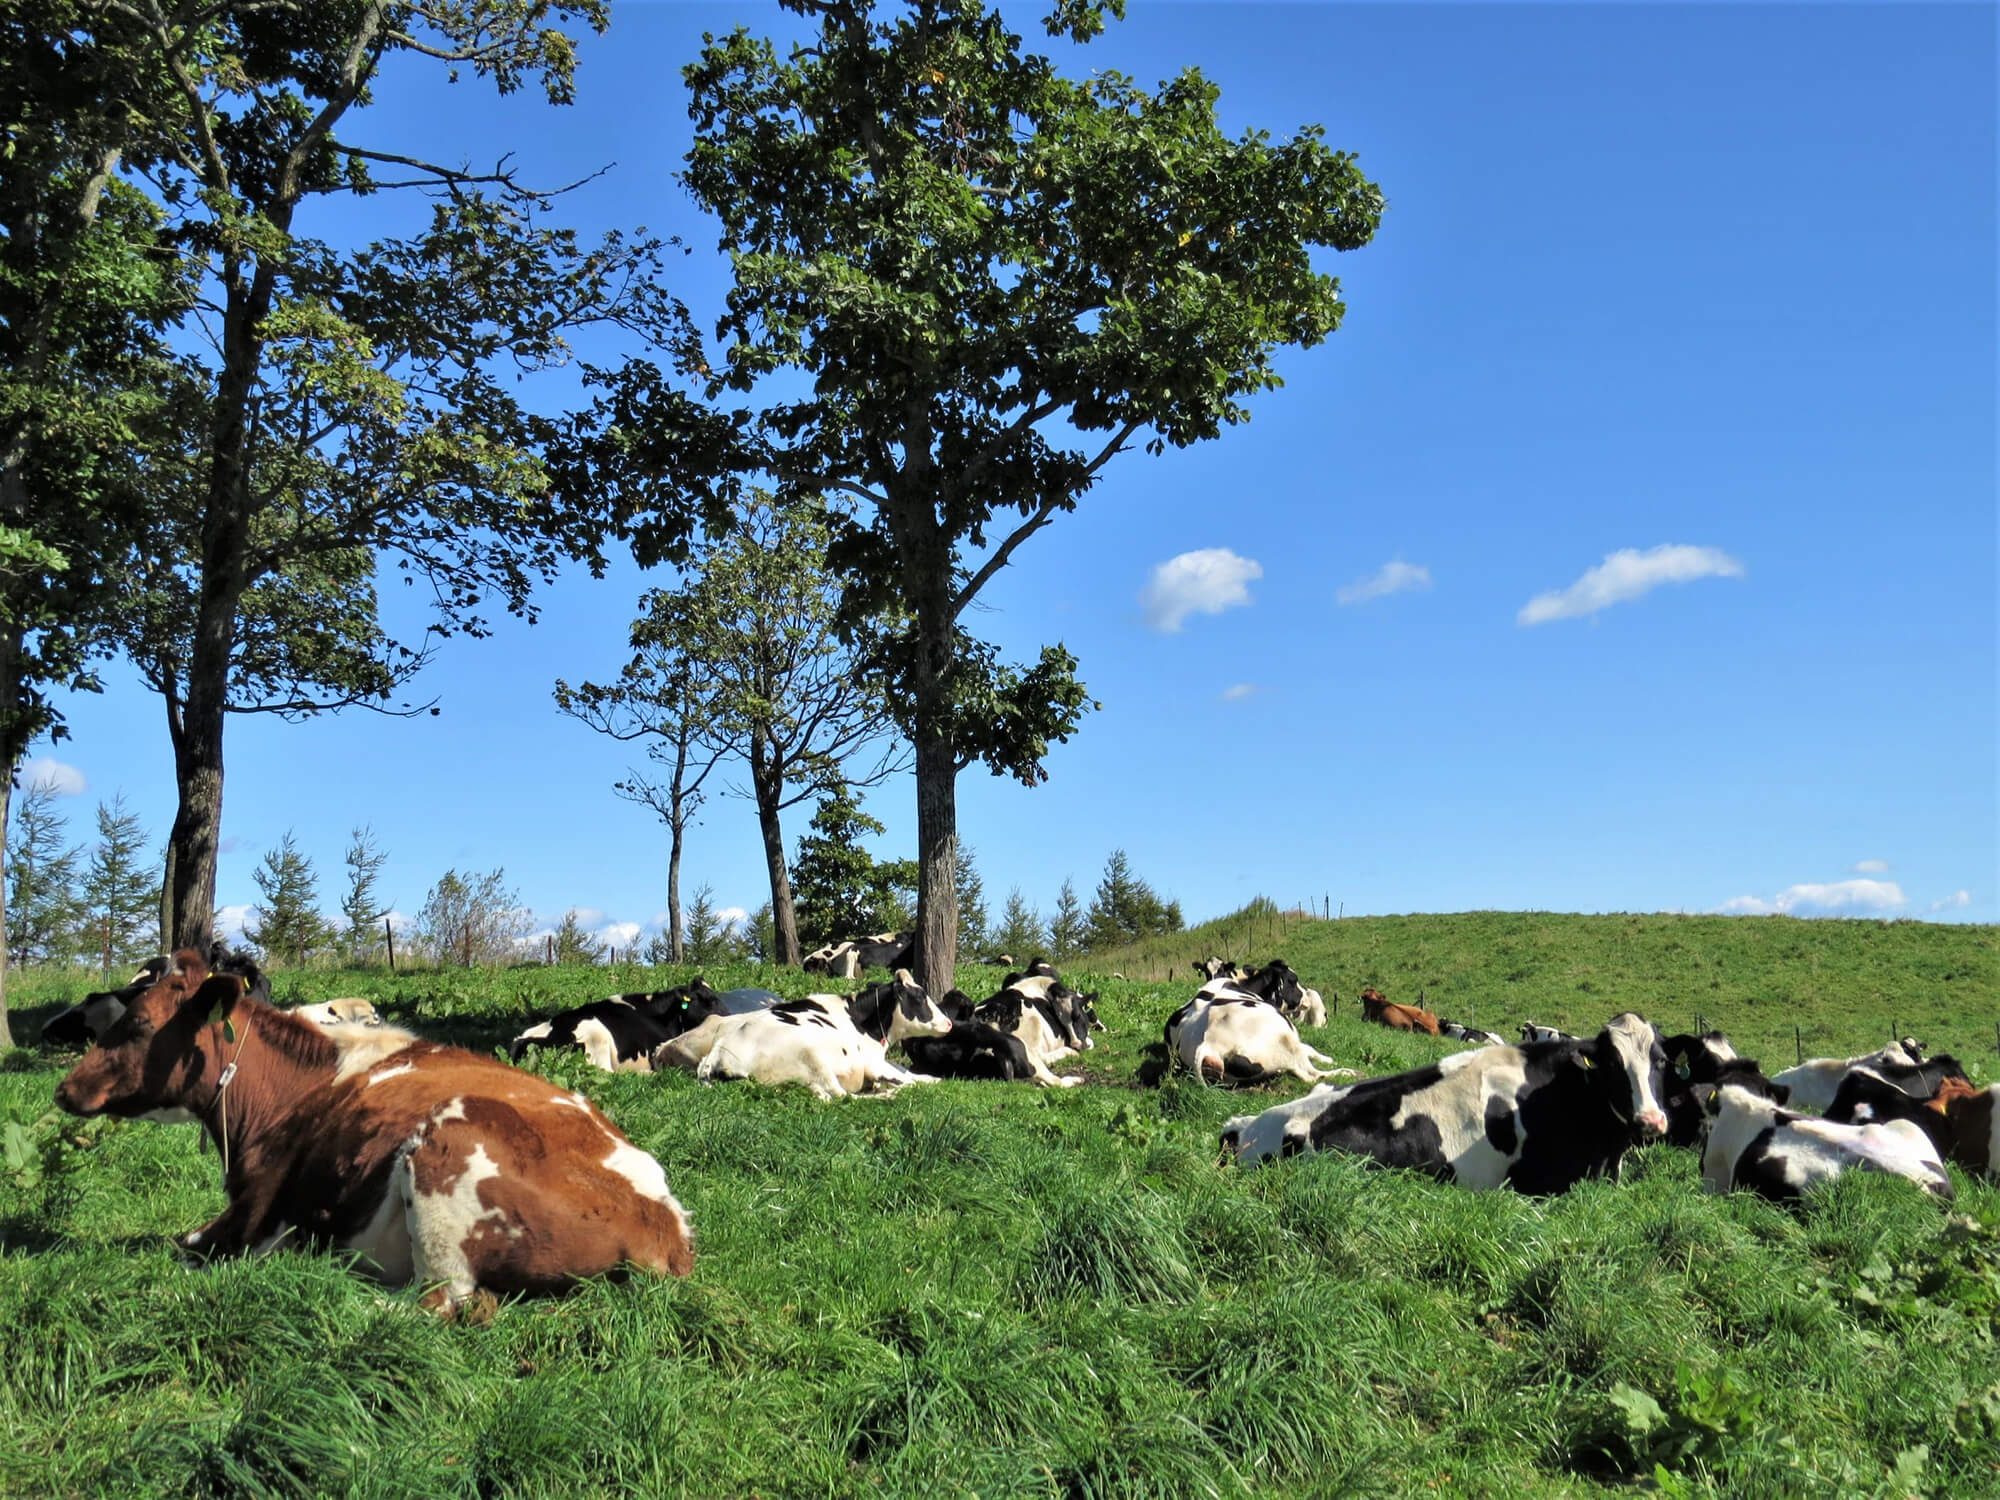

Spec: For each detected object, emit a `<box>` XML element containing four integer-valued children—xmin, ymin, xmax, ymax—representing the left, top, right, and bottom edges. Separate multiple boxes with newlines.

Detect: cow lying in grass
<box><xmin>1770</xmin><ymin>1039</ymin><xmax>1927</xmax><ymax>1113</ymax></box>
<box><xmin>1826</xmin><ymin>1067</ymin><xmax>1991</xmax><ymax>1179</ymax></box>
<box><xmin>42</xmin><ymin>948</ymin><xmax>264</xmax><ymax>1048</ymax></box>
<box><xmin>1218</xmin><ymin>1013</ymin><xmax>1669</xmax><ymax>1193</ymax></box>
<box><xmin>659</xmin><ymin>972</ymin><xmax>954</xmax><ymax>1099</ymax></box>
<box><xmin>52</xmin><ymin>949</ymin><xmax>694</xmax><ymax>1317</ymax></box>
<box><xmin>1358</xmin><ymin>989</ymin><xmax>1439</xmax><ymax>1036</ymax></box>
<box><xmin>903</xmin><ymin>991</ymin><xmax>1041</xmax><ymax>1083</ymax></box>
<box><xmin>1225</xmin><ymin>959</ymin><xmax>1326</xmax><ymax>1028</ymax></box>
<box><xmin>1439</xmin><ymin>1020</ymin><xmax>1506</xmax><ymax>1046</ymax></box>
<box><xmin>1656</xmin><ymin>1031</ymin><xmax>1791</xmax><ymax>1148</ymax></box>
<box><xmin>508</xmin><ymin>981</ymin><xmax>725</xmax><ymax>1072</ymax></box>
<box><xmin>1167</xmin><ymin>982</ymin><xmax>1346</xmax><ymax>1087</ymax></box>
<box><xmin>1701</xmin><ymin>1082</ymin><xmax>1953</xmax><ymax>1202</ymax></box>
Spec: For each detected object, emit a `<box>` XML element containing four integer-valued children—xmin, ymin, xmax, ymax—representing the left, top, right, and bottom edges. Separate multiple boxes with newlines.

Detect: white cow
<box><xmin>1702</xmin><ymin>1083</ymin><xmax>1953</xmax><ymax>1201</ymax></box>
<box><xmin>1167</xmin><ymin>983</ymin><xmax>1349</xmax><ymax>1086</ymax></box>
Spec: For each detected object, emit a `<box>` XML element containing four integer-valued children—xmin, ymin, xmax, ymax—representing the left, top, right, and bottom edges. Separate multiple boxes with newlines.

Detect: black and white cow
<box><xmin>1656</xmin><ymin>1030</ymin><xmax>1788</xmax><ymax>1148</ymax></box>
<box><xmin>1439</xmin><ymin>1020</ymin><xmax>1507</xmax><ymax>1046</ymax></box>
<box><xmin>688</xmin><ymin>972</ymin><xmax>953</xmax><ymax>1099</ymax></box>
<box><xmin>1195</xmin><ymin>957</ymin><xmax>1249</xmax><ymax>984</ymax></box>
<box><xmin>1219</xmin><ymin>1013</ymin><xmax>1670</xmax><ymax>1193</ymax></box>
<box><xmin>41</xmin><ymin>948</ymin><xmax>266</xmax><ymax>1048</ymax></box>
<box><xmin>1771</xmin><ymin>1039</ymin><xmax>1931</xmax><ymax>1113</ymax></box>
<box><xmin>801</xmin><ymin>942</ymin><xmax>862</xmax><ymax>979</ymax></box>
<box><xmin>1166</xmin><ymin>982</ymin><xmax>1346</xmax><ymax>1087</ymax></box>
<box><xmin>972</xmin><ymin>975</ymin><xmax>1096</xmax><ymax>1086</ymax></box>
<box><xmin>1518</xmin><ymin>1021</ymin><xmax>1577</xmax><ymax>1044</ymax></box>
<box><xmin>1823</xmin><ymin>1056</ymin><xmax>1971</xmax><ymax>1144</ymax></box>
<box><xmin>508</xmin><ymin>981</ymin><xmax>725</xmax><ymax>1072</ymax></box>
<box><xmin>1228</xmin><ymin>959</ymin><xmax>1327</xmax><ymax>1028</ymax></box>
<box><xmin>1701</xmin><ymin>1083</ymin><xmax>1953</xmax><ymax>1202</ymax></box>
<box><xmin>903</xmin><ymin>992</ymin><xmax>1039</xmax><ymax>1083</ymax></box>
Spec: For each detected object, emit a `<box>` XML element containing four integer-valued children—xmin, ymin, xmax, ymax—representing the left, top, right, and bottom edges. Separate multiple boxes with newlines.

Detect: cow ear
<box><xmin>1672</xmin><ymin>1049</ymin><xmax>1692</xmax><ymax>1080</ymax></box>
<box><xmin>1571</xmin><ymin>1052</ymin><xmax>1596</xmax><ymax>1071</ymax></box>
<box><xmin>180</xmin><ymin>974</ymin><xmax>244</xmax><ymax>1024</ymax></box>
<box><xmin>1770</xmin><ymin>1084</ymin><xmax>1791</xmax><ymax>1106</ymax></box>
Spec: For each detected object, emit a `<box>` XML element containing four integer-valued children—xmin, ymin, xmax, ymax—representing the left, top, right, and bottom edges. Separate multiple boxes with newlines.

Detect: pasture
<box><xmin>2</xmin><ymin>910</ymin><xmax>1996</xmax><ymax>1498</ymax></box>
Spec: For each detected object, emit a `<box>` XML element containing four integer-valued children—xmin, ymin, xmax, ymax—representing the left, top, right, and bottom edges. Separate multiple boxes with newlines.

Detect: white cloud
<box><xmin>1219</xmin><ymin>683</ymin><xmax>1258</xmax><ymax>702</ymax></box>
<box><xmin>215</xmin><ymin>904</ymin><xmax>253</xmax><ymax>943</ymax></box>
<box><xmin>598</xmin><ymin>921</ymin><xmax>642</xmax><ymax>948</ymax></box>
<box><xmin>1141</xmin><ymin>548</ymin><xmax>1263</xmax><ymax>633</ymax></box>
<box><xmin>1517</xmin><ymin>544</ymin><xmax>1744</xmax><ymax>626</ymax></box>
<box><xmin>717</xmin><ymin>906</ymin><xmax>749</xmax><ymax>929</ymax></box>
<box><xmin>1717</xmin><ymin>878</ymin><xmax>1907</xmax><ymax>917</ymax></box>
<box><xmin>21</xmin><ymin>756</ymin><xmax>85</xmax><ymax>796</ymax></box>
<box><xmin>1930</xmin><ymin>890</ymin><xmax>1971</xmax><ymax>913</ymax></box>
<box><xmin>1852</xmin><ymin>859</ymin><xmax>1889</xmax><ymax>874</ymax></box>
<box><xmin>565</xmin><ymin>906</ymin><xmax>607</xmax><ymax>928</ymax></box>
<box><xmin>1336</xmin><ymin>559</ymin><xmax>1432</xmax><ymax>606</ymax></box>
<box><xmin>383</xmin><ymin>909</ymin><xmax>415</xmax><ymax>933</ymax></box>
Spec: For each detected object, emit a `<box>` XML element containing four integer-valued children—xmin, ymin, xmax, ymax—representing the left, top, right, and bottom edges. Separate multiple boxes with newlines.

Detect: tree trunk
<box><xmin>910</xmin><ymin>728</ymin><xmax>958</xmax><ymax>997</ymax></box>
<box><xmin>666</xmin><ymin>810</ymin><xmax>685</xmax><ymax>965</ymax></box>
<box><xmin>750</xmin><ymin>745</ymin><xmax>799</xmax><ymax>966</ymax></box>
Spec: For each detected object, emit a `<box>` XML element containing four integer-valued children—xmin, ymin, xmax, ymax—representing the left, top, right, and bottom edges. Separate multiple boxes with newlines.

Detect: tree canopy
<box><xmin>571</xmin><ymin>0</ymin><xmax>1382</xmax><ymax>989</ymax></box>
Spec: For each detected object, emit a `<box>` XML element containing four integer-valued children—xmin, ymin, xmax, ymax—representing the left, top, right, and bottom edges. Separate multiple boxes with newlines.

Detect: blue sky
<box><xmin>26</xmin><ymin>2</ymin><xmax>1996</xmax><ymax>948</ymax></box>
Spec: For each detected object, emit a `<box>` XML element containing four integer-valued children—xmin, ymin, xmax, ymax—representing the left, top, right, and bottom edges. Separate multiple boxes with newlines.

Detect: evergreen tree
<box><xmin>340</xmin><ymin>825</ymin><xmax>391</xmax><ymax>959</ymax></box>
<box><xmin>791</xmin><ymin>788</ymin><xmax>918</xmax><ymax>950</ymax></box>
<box><xmin>80</xmin><ymin>795</ymin><xmax>159</xmax><ymax>970</ymax></box>
<box><xmin>955</xmin><ymin>846</ymin><xmax>988</xmax><ymax>957</ymax></box>
<box><xmin>682</xmin><ymin>883</ymin><xmax>735</xmax><ymax>967</ymax></box>
<box><xmin>548</xmin><ymin>910</ymin><xmax>606</xmax><ymax>965</ymax></box>
<box><xmin>1047</xmin><ymin>878</ymin><xmax>1088</xmax><ymax>963</ymax></box>
<box><xmin>245</xmin><ymin>829</ymin><xmax>331</xmax><ymax>965</ymax></box>
<box><xmin>990</xmin><ymin>887</ymin><xmax>1046</xmax><ymax>963</ymax></box>
<box><xmin>1085</xmin><ymin>850</ymin><xmax>1183</xmax><ymax>952</ymax></box>
<box><xmin>6</xmin><ymin>781</ymin><xmax>84</xmax><ymax>967</ymax></box>
<box><xmin>744</xmin><ymin>903</ymin><xmax>777</xmax><ymax>964</ymax></box>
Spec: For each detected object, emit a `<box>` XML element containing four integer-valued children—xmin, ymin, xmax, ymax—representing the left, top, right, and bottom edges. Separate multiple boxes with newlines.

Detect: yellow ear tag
<box><xmin>1577</xmin><ymin>1054</ymin><xmax>1595</xmax><ymax>1069</ymax></box>
<box><xmin>222</xmin><ymin>1019</ymin><xmax>236</xmax><ymax>1044</ymax></box>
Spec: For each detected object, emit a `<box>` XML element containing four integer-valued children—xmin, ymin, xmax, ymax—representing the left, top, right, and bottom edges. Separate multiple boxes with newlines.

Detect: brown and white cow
<box><xmin>1359</xmin><ymin>989</ymin><xmax>1441</xmax><ymax>1036</ymax></box>
<box><xmin>52</xmin><ymin>950</ymin><xmax>693</xmax><ymax>1317</ymax></box>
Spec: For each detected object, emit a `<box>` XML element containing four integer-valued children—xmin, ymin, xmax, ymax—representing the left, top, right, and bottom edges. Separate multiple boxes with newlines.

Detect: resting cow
<box><xmin>1701</xmin><ymin>1082</ymin><xmax>1953</xmax><ymax>1202</ymax></box>
<box><xmin>1926</xmin><ymin>1079</ymin><xmax>1999</xmax><ymax>1178</ymax></box>
<box><xmin>1359</xmin><ymin>989</ymin><xmax>1440</xmax><ymax>1036</ymax></box>
<box><xmin>1825</xmin><ymin>1060</ymin><xmax>1975</xmax><ymax>1155</ymax></box>
<box><xmin>678</xmin><ymin>971</ymin><xmax>954</xmax><ymax>1099</ymax></box>
<box><xmin>508</xmin><ymin>981</ymin><xmax>724</xmax><ymax>1072</ymax></box>
<box><xmin>52</xmin><ymin>950</ymin><xmax>694</xmax><ymax>1316</ymax></box>
<box><xmin>1166</xmin><ymin>982</ymin><xmax>1345</xmax><ymax>1087</ymax></box>
<box><xmin>1228</xmin><ymin>959</ymin><xmax>1327</xmax><ymax>1028</ymax></box>
<box><xmin>42</xmin><ymin>948</ymin><xmax>264</xmax><ymax>1048</ymax></box>
<box><xmin>1439</xmin><ymin>1020</ymin><xmax>1506</xmax><ymax>1046</ymax></box>
<box><xmin>1219</xmin><ymin>1013</ymin><xmax>1670</xmax><ymax>1193</ymax></box>
<box><xmin>1657</xmin><ymin>1030</ymin><xmax>1786</xmax><ymax>1148</ymax></box>
<box><xmin>1771</xmin><ymin>1039</ymin><xmax>1931</xmax><ymax>1113</ymax></box>
<box><xmin>903</xmin><ymin>991</ymin><xmax>1039</xmax><ymax>1083</ymax></box>
<box><xmin>1518</xmin><ymin>1021</ymin><xmax>1577</xmax><ymax>1044</ymax></box>
<box><xmin>971</xmin><ymin>974</ymin><xmax>1097</xmax><ymax>1086</ymax></box>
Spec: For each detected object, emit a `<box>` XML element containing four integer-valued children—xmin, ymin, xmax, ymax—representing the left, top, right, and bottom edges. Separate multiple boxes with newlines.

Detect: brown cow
<box><xmin>53</xmin><ymin>950</ymin><xmax>693</xmax><ymax>1317</ymax></box>
<box><xmin>1928</xmin><ymin>1076</ymin><xmax>1999</xmax><ymax>1178</ymax></box>
<box><xmin>1357</xmin><ymin>988</ymin><xmax>1441</xmax><ymax>1036</ymax></box>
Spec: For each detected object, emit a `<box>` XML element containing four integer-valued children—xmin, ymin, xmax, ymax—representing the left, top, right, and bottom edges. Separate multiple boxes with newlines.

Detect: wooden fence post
<box><xmin>384</xmin><ymin>917</ymin><xmax>395</xmax><ymax>973</ymax></box>
<box><xmin>1795</xmin><ymin>1025</ymin><xmax>1803</xmax><ymax>1065</ymax></box>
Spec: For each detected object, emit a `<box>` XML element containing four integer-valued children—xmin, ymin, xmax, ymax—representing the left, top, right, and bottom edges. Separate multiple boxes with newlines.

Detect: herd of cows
<box><xmin>31</xmin><ymin>943</ymin><xmax>1999</xmax><ymax>1318</ymax></box>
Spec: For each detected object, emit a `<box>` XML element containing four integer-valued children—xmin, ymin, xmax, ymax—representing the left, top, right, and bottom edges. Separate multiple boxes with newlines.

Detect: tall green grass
<box><xmin>1</xmin><ymin>912</ymin><xmax>1996</xmax><ymax>1497</ymax></box>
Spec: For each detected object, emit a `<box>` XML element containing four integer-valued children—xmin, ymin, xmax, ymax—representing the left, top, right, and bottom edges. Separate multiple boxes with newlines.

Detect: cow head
<box><xmin>849</xmin><ymin>970</ymin><xmax>952</xmax><ymax>1046</ymax></box>
<box><xmin>42</xmin><ymin>948</ymin><xmax>266</xmax><ymax>1049</ymax></box>
<box><xmin>1583</xmin><ymin>1012</ymin><xmax>1669</xmax><ymax>1138</ymax></box>
<box><xmin>53</xmin><ymin>951</ymin><xmax>255</xmax><ymax>1122</ymax></box>
<box><xmin>1357</xmin><ymin>988</ymin><xmax>1387</xmax><ymax>1017</ymax></box>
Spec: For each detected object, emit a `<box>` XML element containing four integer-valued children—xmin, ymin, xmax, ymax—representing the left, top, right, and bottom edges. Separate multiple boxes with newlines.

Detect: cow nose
<box><xmin>53</xmin><ymin>1079</ymin><xmax>80</xmax><ymax>1115</ymax></box>
<box><xmin>1638</xmin><ymin>1109</ymin><xmax>1667</xmax><ymax>1137</ymax></box>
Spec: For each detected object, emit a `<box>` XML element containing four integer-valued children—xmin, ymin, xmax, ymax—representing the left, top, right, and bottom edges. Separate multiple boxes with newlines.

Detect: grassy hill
<box><xmin>1093</xmin><ymin>900</ymin><xmax>1999</xmax><ymax>1072</ymax></box>
<box><xmin>1</xmin><ymin>910</ymin><xmax>1996</xmax><ymax>1498</ymax></box>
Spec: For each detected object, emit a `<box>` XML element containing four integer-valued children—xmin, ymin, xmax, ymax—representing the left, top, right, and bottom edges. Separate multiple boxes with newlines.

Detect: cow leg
<box><xmin>180</xmin><ymin>1180</ymin><xmax>287</xmax><ymax>1261</ymax></box>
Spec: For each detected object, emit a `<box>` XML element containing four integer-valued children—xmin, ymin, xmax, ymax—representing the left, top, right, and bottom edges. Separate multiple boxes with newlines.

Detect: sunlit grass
<box><xmin>2</xmin><ymin>911</ymin><xmax>1996</xmax><ymax>1497</ymax></box>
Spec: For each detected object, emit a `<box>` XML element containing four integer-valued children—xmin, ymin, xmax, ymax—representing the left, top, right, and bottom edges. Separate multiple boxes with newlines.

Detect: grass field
<box><xmin>2</xmin><ymin>909</ymin><xmax>1996</xmax><ymax>1498</ymax></box>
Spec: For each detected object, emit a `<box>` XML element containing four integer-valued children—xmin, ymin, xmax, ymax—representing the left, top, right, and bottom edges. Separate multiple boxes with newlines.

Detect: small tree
<box><xmin>245</xmin><ymin>830</ymin><xmax>331</xmax><ymax>965</ymax></box>
<box><xmin>743</xmin><ymin>903</ymin><xmax>777</xmax><ymax>964</ymax></box>
<box><xmin>1047</xmin><ymin>878</ymin><xmax>1088</xmax><ymax>963</ymax></box>
<box><xmin>6</xmin><ymin>781</ymin><xmax>84</xmax><ymax>967</ymax></box>
<box><xmin>548</xmin><ymin>910</ymin><xmax>606</xmax><ymax>966</ymax></box>
<box><xmin>1085</xmin><ymin>850</ymin><xmax>1183</xmax><ymax>952</ymax></box>
<box><xmin>80</xmin><ymin>794</ymin><xmax>158</xmax><ymax>971</ymax></box>
<box><xmin>791</xmin><ymin>787</ymin><xmax>918</xmax><ymax>950</ymax></box>
<box><xmin>418</xmin><ymin>868</ymin><xmax>528</xmax><ymax>967</ymax></box>
<box><xmin>990</xmin><ymin>887</ymin><xmax>1046</xmax><ymax>963</ymax></box>
<box><xmin>955</xmin><ymin>846</ymin><xmax>989</xmax><ymax>957</ymax></box>
<box><xmin>340</xmin><ymin>825</ymin><xmax>391</xmax><ymax>960</ymax></box>
<box><xmin>682</xmin><ymin>883</ymin><xmax>738</xmax><ymax>967</ymax></box>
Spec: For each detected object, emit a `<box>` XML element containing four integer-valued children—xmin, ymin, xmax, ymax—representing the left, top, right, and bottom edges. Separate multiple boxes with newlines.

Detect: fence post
<box><xmin>1795</xmin><ymin>1025</ymin><xmax>1802</xmax><ymax>1065</ymax></box>
<box><xmin>384</xmin><ymin>917</ymin><xmax>396</xmax><ymax>972</ymax></box>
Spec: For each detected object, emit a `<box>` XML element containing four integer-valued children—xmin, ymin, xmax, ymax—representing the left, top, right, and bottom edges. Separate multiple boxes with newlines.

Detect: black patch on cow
<box><xmin>1826</xmin><ymin>1069</ymin><xmax>1958</xmax><ymax>1154</ymax></box>
<box><xmin>1484</xmin><ymin>1096</ymin><xmax>1519</xmax><ymax>1155</ymax></box>
<box><xmin>1305</xmin><ymin>1063</ymin><xmax>1453</xmax><ymax>1175</ymax></box>
<box><xmin>904</xmin><ymin>1024</ymin><xmax>1034</xmax><ymax>1083</ymax></box>
<box><xmin>508</xmin><ymin>982</ymin><xmax>723</xmax><ymax>1065</ymax></box>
